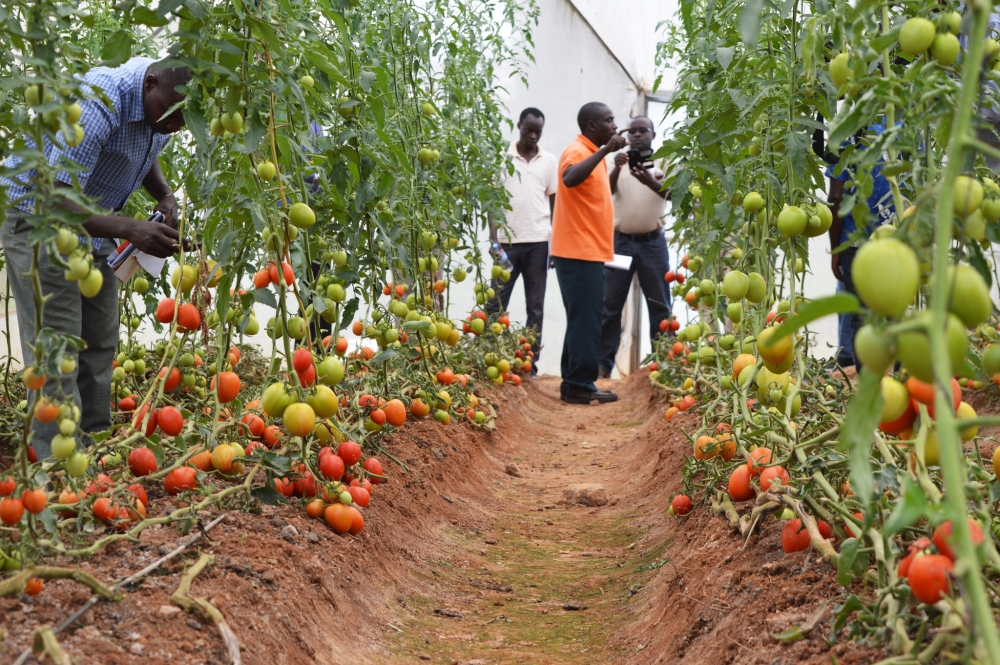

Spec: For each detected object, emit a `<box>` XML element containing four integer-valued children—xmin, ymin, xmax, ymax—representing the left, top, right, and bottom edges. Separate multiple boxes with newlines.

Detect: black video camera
<box><xmin>627</xmin><ymin>148</ymin><xmax>654</xmax><ymax>170</ymax></box>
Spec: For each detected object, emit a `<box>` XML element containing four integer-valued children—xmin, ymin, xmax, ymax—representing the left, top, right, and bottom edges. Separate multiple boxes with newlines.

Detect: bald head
<box><xmin>576</xmin><ymin>102</ymin><xmax>617</xmax><ymax>147</ymax></box>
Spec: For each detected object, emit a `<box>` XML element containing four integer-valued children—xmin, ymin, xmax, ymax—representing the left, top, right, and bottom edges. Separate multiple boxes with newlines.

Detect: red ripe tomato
<box><xmin>358</xmin><ymin>394</ymin><xmax>377</xmax><ymax>408</ymax></box>
<box><xmin>91</xmin><ymin>497</ymin><xmax>111</xmax><ymax>521</ymax></box>
<box><xmin>127</xmin><ymin>483</ymin><xmax>148</xmax><ymax>508</ymax></box>
<box><xmin>759</xmin><ymin>465</ymin><xmax>790</xmax><ymax>491</ymax></box>
<box><xmin>817</xmin><ymin>520</ymin><xmax>833</xmax><ymax>540</ymax></box>
<box><xmin>908</xmin><ymin>554</ymin><xmax>954</xmax><ymax>604</ymax></box>
<box><xmin>918</xmin><ymin>378</ymin><xmax>962</xmax><ymax>418</ymax></box>
<box><xmin>155</xmin><ymin>298</ymin><xmax>176</xmax><ymax>324</ymax></box>
<box><xmin>176</xmin><ymin>303</ymin><xmax>201</xmax><ymax>332</ymax></box>
<box><xmin>297</xmin><ymin>364</ymin><xmax>316</xmax><ymax>387</ymax></box>
<box><xmin>253</xmin><ymin>269</ymin><xmax>271</xmax><ymax>289</ymax></box>
<box><xmin>292</xmin><ymin>348</ymin><xmax>313</xmax><ymax>374</ymax></box>
<box><xmin>348</xmin><ymin>485</ymin><xmax>370</xmax><ymax>507</ymax></box>
<box><xmin>306</xmin><ymin>499</ymin><xmax>326</xmax><ymax>519</ymax></box>
<box><xmin>383</xmin><ymin>399</ymin><xmax>406</xmax><ymax>427</ymax></box>
<box><xmin>898</xmin><ymin>537</ymin><xmax>931</xmax><ymax>579</ymax></box>
<box><xmin>245</xmin><ymin>441</ymin><xmax>267</xmax><ymax>456</ymax></box>
<box><xmin>324</xmin><ymin>503</ymin><xmax>353</xmax><ymax>534</ymax></box>
<box><xmin>369</xmin><ymin>408</ymin><xmax>387</xmax><ymax>426</ymax></box>
<box><xmin>22</xmin><ymin>488</ymin><xmax>47</xmax><ymax>515</ymax></box>
<box><xmin>671</xmin><ymin>494</ymin><xmax>692</xmax><ymax>516</ymax></box>
<box><xmin>0</xmin><ymin>477</ymin><xmax>15</xmax><ymax>496</ymax></box>
<box><xmin>241</xmin><ymin>413</ymin><xmax>265</xmax><ymax>437</ymax></box>
<box><xmin>348</xmin><ymin>506</ymin><xmax>365</xmax><ymax>535</ymax></box>
<box><xmin>669</xmin><ymin>320</ymin><xmax>680</xmax><ymax>332</ymax></box>
<box><xmin>27</xmin><ymin>447</ymin><xmax>37</xmax><ymax>463</ymax></box>
<box><xmin>157</xmin><ymin>405</ymin><xmax>184</xmax><ymax>437</ymax></box>
<box><xmin>746</xmin><ymin>447</ymin><xmax>773</xmax><ymax>478</ymax></box>
<box><xmin>932</xmin><ymin>519</ymin><xmax>984</xmax><ymax>561</ymax></box>
<box><xmin>337</xmin><ymin>440</ymin><xmax>362</xmax><ymax>467</ymax></box>
<box><xmin>212</xmin><ymin>371</ymin><xmax>241</xmax><ymax>403</ymax></box>
<box><xmin>335</xmin><ymin>337</ymin><xmax>349</xmax><ymax>355</ymax></box>
<box><xmin>319</xmin><ymin>453</ymin><xmax>345</xmax><ymax>481</ymax></box>
<box><xmin>263</xmin><ymin>425</ymin><xmax>283</xmax><ymax>448</ymax></box>
<box><xmin>128</xmin><ymin>447</ymin><xmax>158</xmax><ymax>477</ymax></box>
<box><xmin>164</xmin><ymin>467</ymin><xmax>197</xmax><ymax>495</ymax></box>
<box><xmin>268</xmin><ymin>261</ymin><xmax>295</xmax><ymax>287</ymax></box>
<box><xmin>663</xmin><ymin>271</ymin><xmax>675</xmax><ymax>283</ymax></box>
<box><xmin>294</xmin><ymin>470</ymin><xmax>318</xmax><ymax>498</ymax></box>
<box><xmin>879</xmin><ymin>398</ymin><xmax>917</xmax><ymax>435</ymax></box>
<box><xmin>363</xmin><ymin>457</ymin><xmax>384</xmax><ymax>483</ymax></box>
<box><xmin>118</xmin><ymin>396</ymin><xmax>137</xmax><ymax>412</ymax></box>
<box><xmin>675</xmin><ymin>273</ymin><xmax>685</xmax><ymax>284</ymax></box>
<box><xmin>728</xmin><ymin>465</ymin><xmax>754</xmax><ymax>502</ymax></box>
<box><xmin>159</xmin><ymin>366</ymin><xmax>181</xmax><ymax>392</ymax></box>
<box><xmin>782</xmin><ymin>518</ymin><xmax>811</xmax><ymax>553</ymax></box>
<box><xmin>274</xmin><ymin>477</ymin><xmax>295</xmax><ymax>497</ymax></box>
<box><xmin>132</xmin><ymin>405</ymin><xmax>158</xmax><ymax>437</ymax></box>
<box><xmin>25</xmin><ymin>578</ymin><xmax>44</xmax><ymax>596</ymax></box>
<box><xmin>0</xmin><ymin>497</ymin><xmax>24</xmax><ymax>525</ymax></box>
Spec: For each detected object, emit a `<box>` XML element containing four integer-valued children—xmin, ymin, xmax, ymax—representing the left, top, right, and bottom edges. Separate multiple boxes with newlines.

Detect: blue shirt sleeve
<box><xmin>49</xmin><ymin>96</ymin><xmax>118</xmax><ymax>188</ymax></box>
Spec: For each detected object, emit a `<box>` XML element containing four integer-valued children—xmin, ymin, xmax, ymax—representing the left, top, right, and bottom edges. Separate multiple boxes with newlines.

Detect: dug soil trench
<box><xmin>2</xmin><ymin>372</ymin><xmax>885</xmax><ymax>665</ymax></box>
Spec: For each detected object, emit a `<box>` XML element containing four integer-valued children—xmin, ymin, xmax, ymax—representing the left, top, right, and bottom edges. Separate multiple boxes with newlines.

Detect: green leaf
<box><xmin>371</xmin><ymin>348</ymin><xmax>398</xmax><ymax>363</ymax></box>
<box><xmin>251</xmin><ymin>485</ymin><xmax>287</xmax><ymax>506</ymax></box>
<box><xmin>883</xmin><ymin>477</ymin><xmax>928</xmax><ymax>537</ymax></box>
<box><xmin>772</xmin><ymin>626</ymin><xmax>805</xmax><ymax>643</ymax></box>
<box><xmin>146</xmin><ymin>440</ymin><xmax>165</xmax><ymax>468</ymax></box>
<box><xmin>739</xmin><ymin>0</ymin><xmax>765</xmax><ymax>51</ymax></box>
<box><xmin>837</xmin><ymin>538</ymin><xmax>860</xmax><ymax>586</ymax></box>
<box><xmin>716</xmin><ymin>46</ymin><xmax>735</xmax><ymax>70</ymax></box>
<box><xmin>839</xmin><ymin>369</ymin><xmax>882</xmax><ymax>506</ymax></box>
<box><xmin>769</xmin><ymin>293</ymin><xmax>861</xmax><ymax>342</ymax></box>
<box><xmin>99</xmin><ymin>29</ymin><xmax>135</xmax><ymax>67</ymax></box>
<box><xmin>259</xmin><ymin>451</ymin><xmax>291</xmax><ymax>474</ymax></box>
<box><xmin>254</xmin><ymin>288</ymin><xmax>277</xmax><ymax>309</ymax></box>
<box><xmin>832</xmin><ymin>595</ymin><xmax>867</xmax><ymax>635</ymax></box>
<box><xmin>36</xmin><ymin>506</ymin><xmax>58</xmax><ymax>534</ymax></box>
<box><xmin>338</xmin><ymin>297</ymin><xmax>359</xmax><ymax>333</ymax></box>
<box><xmin>133</xmin><ymin>7</ymin><xmax>169</xmax><ymax>26</ymax></box>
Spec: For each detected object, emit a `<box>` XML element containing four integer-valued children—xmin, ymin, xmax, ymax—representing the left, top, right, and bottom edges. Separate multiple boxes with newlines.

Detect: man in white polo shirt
<box><xmin>488</xmin><ymin>107</ymin><xmax>558</xmax><ymax>375</ymax></box>
<box><xmin>598</xmin><ymin>116</ymin><xmax>671</xmax><ymax>378</ymax></box>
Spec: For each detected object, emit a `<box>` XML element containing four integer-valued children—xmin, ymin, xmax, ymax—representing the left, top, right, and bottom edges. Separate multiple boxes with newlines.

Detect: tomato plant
<box><xmin>650</xmin><ymin>0</ymin><xmax>1000</xmax><ymax>656</ymax></box>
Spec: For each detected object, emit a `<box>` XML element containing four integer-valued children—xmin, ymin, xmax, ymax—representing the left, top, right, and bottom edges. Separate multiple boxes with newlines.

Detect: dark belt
<box><xmin>615</xmin><ymin>229</ymin><xmax>662</xmax><ymax>243</ymax></box>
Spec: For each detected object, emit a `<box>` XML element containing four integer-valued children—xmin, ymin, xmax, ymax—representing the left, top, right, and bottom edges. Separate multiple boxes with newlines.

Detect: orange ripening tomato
<box><xmin>253</xmin><ymin>269</ymin><xmax>271</xmax><ymax>289</ymax></box>
<box><xmin>212</xmin><ymin>371</ymin><xmax>241</xmax><ymax>403</ymax></box>
<box><xmin>268</xmin><ymin>261</ymin><xmax>295</xmax><ymax>287</ymax></box>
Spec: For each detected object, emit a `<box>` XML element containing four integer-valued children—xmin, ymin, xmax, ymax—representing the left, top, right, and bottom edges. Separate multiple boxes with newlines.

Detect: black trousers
<box><xmin>554</xmin><ymin>257</ymin><xmax>605</xmax><ymax>395</ymax></box>
<box><xmin>486</xmin><ymin>241</ymin><xmax>548</xmax><ymax>363</ymax></box>
<box><xmin>837</xmin><ymin>246</ymin><xmax>862</xmax><ymax>368</ymax></box>
<box><xmin>599</xmin><ymin>229</ymin><xmax>672</xmax><ymax>372</ymax></box>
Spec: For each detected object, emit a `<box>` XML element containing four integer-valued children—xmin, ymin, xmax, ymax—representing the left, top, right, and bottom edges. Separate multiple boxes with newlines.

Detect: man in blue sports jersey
<box><xmin>825</xmin><ymin>123</ymin><xmax>898</xmax><ymax>368</ymax></box>
<box><xmin>1</xmin><ymin>57</ymin><xmax>190</xmax><ymax>459</ymax></box>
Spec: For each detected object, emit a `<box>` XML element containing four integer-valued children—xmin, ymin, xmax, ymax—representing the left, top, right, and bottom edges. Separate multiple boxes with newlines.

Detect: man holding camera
<box><xmin>551</xmin><ymin>102</ymin><xmax>627</xmax><ymax>405</ymax></box>
<box><xmin>597</xmin><ymin>116</ymin><xmax>670</xmax><ymax>379</ymax></box>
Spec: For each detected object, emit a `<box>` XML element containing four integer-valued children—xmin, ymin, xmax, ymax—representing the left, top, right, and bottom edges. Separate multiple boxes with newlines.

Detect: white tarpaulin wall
<box><xmin>0</xmin><ymin>0</ymin><xmax>851</xmax><ymax>372</ymax></box>
<box><xmin>449</xmin><ymin>0</ymin><xmax>854</xmax><ymax>378</ymax></box>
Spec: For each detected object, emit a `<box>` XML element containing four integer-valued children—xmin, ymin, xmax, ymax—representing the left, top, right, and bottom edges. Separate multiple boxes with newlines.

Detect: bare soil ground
<box><xmin>2</xmin><ymin>372</ymin><xmax>940</xmax><ymax>664</ymax></box>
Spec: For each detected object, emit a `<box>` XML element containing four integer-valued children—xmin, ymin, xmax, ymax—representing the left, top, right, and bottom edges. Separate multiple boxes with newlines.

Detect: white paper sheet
<box><xmin>604</xmin><ymin>253</ymin><xmax>633</xmax><ymax>271</ymax></box>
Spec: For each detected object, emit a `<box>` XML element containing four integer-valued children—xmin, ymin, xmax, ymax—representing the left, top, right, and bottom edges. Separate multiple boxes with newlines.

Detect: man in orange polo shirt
<box><xmin>551</xmin><ymin>102</ymin><xmax>627</xmax><ymax>404</ymax></box>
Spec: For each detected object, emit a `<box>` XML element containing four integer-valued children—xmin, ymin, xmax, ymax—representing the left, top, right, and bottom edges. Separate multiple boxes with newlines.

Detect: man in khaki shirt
<box><xmin>598</xmin><ymin>116</ymin><xmax>670</xmax><ymax>378</ymax></box>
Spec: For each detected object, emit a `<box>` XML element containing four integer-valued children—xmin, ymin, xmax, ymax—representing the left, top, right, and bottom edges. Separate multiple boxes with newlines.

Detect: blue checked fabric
<box><xmin>0</xmin><ymin>57</ymin><xmax>172</xmax><ymax>250</ymax></box>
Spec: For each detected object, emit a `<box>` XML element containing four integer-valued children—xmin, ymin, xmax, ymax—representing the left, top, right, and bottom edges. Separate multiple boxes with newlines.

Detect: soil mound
<box><xmin>1</xmin><ymin>373</ymin><xmax>894</xmax><ymax>664</ymax></box>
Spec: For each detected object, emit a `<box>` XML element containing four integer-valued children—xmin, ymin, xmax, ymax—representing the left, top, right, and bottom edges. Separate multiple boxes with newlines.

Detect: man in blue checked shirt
<box><xmin>1</xmin><ymin>57</ymin><xmax>190</xmax><ymax>459</ymax></box>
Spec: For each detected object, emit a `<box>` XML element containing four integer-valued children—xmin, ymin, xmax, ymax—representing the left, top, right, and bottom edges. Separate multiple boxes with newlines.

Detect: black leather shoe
<box><xmin>561</xmin><ymin>387</ymin><xmax>618</xmax><ymax>404</ymax></box>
